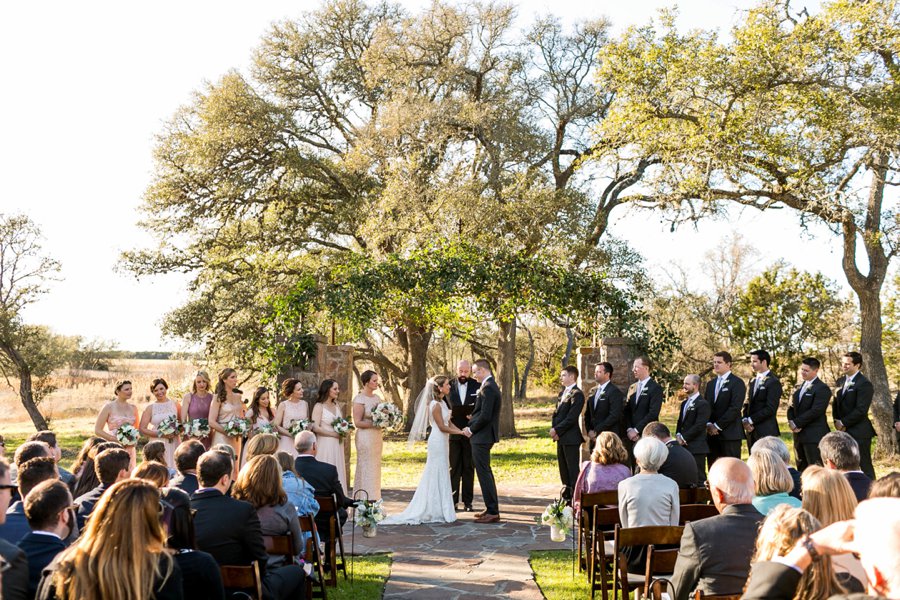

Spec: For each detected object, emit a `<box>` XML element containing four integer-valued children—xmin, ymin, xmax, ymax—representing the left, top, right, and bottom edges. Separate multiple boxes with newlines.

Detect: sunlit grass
<box><xmin>332</xmin><ymin>553</ymin><xmax>391</xmax><ymax>600</ymax></box>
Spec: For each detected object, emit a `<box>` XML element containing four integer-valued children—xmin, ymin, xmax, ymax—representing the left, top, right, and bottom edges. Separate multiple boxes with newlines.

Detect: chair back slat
<box><xmin>678</xmin><ymin>488</ymin><xmax>693</xmax><ymax>504</ymax></box>
<box><xmin>679</xmin><ymin>504</ymin><xmax>719</xmax><ymax>525</ymax></box>
<box><xmin>614</xmin><ymin>525</ymin><xmax>684</xmax><ymax>548</ymax></box>
<box><xmin>315</xmin><ymin>494</ymin><xmax>337</xmax><ymax>512</ymax></box>
<box><xmin>220</xmin><ymin>563</ymin><xmax>263</xmax><ymax>600</ymax></box>
<box><xmin>693</xmin><ymin>488</ymin><xmax>713</xmax><ymax>504</ymax></box>
<box><xmin>693</xmin><ymin>592</ymin><xmax>742</xmax><ymax>600</ymax></box>
<box><xmin>263</xmin><ymin>534</ymin><xmax>294</xmax><ymax>561</ymax></box>
<box><xmin>580</xmin><ymin>490</ymin><xmax>618</xmax><ymax>508</ymax></box>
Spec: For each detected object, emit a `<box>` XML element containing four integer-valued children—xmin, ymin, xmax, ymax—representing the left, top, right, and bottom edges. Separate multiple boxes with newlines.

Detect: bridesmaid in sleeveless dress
<box><xmin>94</xmin><ymin>379</ymin><xmax>139</xmax><ymax>470</ymax></box>
<box><xmin>209</xmin><ymin>368</ymin><xmax>246</xmax><ymax>479</ymax></box>
<box><xmin>353</xmin><ymin>370</ymin><xmax>384</xmax><ymax>500</ymax></box>
<box><xmin>311</xmin><ymin>379</ymin><xmax>348</xmax><ymax>494</ymax></box>
<box><xmin>181</xmin><ymin>370</ymin><xmax>214</xmax><ymax>449</ymax></box>
<box><xmin>139</xmin><ymin>378</ymin><xmax>181</xmax><ymax>469</ymax></box>
<box><xmin>275</xmin><ymin>378</ymin><xmax>310</xmax><ymax>457</ymax></box>
<box><xmin>243</xmin><ymin>387</ymin><xmax>276</xmax><ymax>468</ymax></box>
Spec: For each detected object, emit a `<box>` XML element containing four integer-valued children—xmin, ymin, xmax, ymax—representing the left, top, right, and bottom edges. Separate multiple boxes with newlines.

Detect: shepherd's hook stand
<box><xmin>350</xmin><ymin>489</ymin><xmax>369</xmax><ymax>586</ymax></box>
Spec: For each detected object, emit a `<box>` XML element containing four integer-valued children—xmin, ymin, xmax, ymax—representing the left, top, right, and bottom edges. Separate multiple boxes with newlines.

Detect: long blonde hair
<box><xmin>50</xmin><ymin>479</ymin><xmax>173</xmax><ymax>600</ymax></box>
<box><xmin>192</xmin><ymin>371</ymin><xmax>212</xmax><ymax>395</ymax></box>
<box><xmin>753</xmin><ymin>505</ymin><xmax>845</xmax><ymax>600</ymax></box>
<box><xmin>801</xmin><ymin>466</ymin><xmax>857</xmax><ymax>525</ymax></box>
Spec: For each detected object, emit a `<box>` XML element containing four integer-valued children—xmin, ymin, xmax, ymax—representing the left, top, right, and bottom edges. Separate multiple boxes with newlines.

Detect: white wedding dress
<box><xmin>382</xmin><ymin>400</ymin><xmax>457</xmax><ymax>525</ymax></box>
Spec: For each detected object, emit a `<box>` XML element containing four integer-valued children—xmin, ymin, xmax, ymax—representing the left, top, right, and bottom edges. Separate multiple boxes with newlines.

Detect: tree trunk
<box><xmin>517</xmin><ymin>324</ymin><xmax>535</xmax><ymax>400</ymax></box>
<box><xmin>404</xmin><ymin>322</ymin><xmax>433</xmax><ymax>425</ymax></box>
<box><xmin>497</xmin><ymin>317</ymin><xmax>518</xmax><ymax>437</ymax></box>
<box><xmin>562</xmin><ymin>325</ymin><xmax>575</xmax><ymax>367</ymax></box>
<box><xmin>1</xmin><ymin>345</ymin><xmax>49</xmax><ymax>431</ymax></box>
<box><xmin>854</xmin><ymin>286</ymin><xmax>897</xmax><ymax>456</ymax></box>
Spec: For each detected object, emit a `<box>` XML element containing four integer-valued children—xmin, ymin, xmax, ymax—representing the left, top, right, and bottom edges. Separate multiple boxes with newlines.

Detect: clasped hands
<box><xmin>462</xmin><ymin>427</ymin><xmax>473</xmax><ymax>438</ymax></box>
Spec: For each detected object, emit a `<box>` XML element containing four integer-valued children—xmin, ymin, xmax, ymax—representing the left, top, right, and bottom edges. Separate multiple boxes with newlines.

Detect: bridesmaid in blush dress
<box><xmin>243</xmin><ymin>387</ymin><xmax>276</xmax><ymax>468</ymax></box>
<box><xmin>181</xmin><ymin>370</ymin><xmax>214</xmax><ymax>449</ymax></box>
<box><xmin>275</xmin><ymin>378</ymin><xmax>310</xmax><ymax>457</ymax></box>
<box><xmin>311</xmin><ymin>379</ymin><xmax>348</xmax><ymax>494</ymax></box>
<box><xmin>139</xmin><ymin>378</ymin><xmax>181</xmax><ymax>469</ymax></box>
<box><xmin>209</xmin><ymin>367</ymin><xmax>246</xmax><ymax>479</ymax></box>
<box><xmin>94</xmin><ymin>379</ymin><xmax>140</xmax><ymax>470</ymax></box>
<box><xmin>353</xmin><ymin>370</ymin><xmax>384</xmax><ymax>500</ymax></box>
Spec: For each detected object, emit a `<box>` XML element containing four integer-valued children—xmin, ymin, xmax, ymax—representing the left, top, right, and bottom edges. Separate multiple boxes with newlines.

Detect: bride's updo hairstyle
<box><xmin>431</xmin><ymin>376</ymin><xmax>449</xmax><ymax>400</ymax></box>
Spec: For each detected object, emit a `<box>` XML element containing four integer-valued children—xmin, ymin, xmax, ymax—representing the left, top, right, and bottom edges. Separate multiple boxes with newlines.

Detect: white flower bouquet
<box><xmin>116</xmin><ymin>423</ymin><xmax>140</xmax><ymax>446</ymax></box>
<box><xmin>354</xmin><ymin>498</ymin><xmax>386</xmax><ymax>528</ymax></box>
<box><xmin>288</xmin><ymin>419</ymin><xmax>311</xmax><ymax>436</ymax></box>
<box><xmin>224</xmin><ymin>417</ymin><xmax>252</xmax><ymax>438</ymax></box>
<box><xmin>535</xmin><ymin>497</ymin><xmax>574</xmax><ymax>540</ymax></box>
<box><xmin>371</xmin><ymin>401</ymin><xmax>403</xmax><ymax>431</ymax></box>
<box><xmin>183</xmin><ymin>418</ymin><xmax>211</xmax><ymax>439</ymax></box>
<box><xmin>331</xmin><ymin>416</ymin><xmax>355</xmax><ymax>439</ymax></box>
<box><xmin>156</xmin><ymin>415</ymin><xmax>180</xmax><ymax>437</ymax></box>
<box><xmin>256</xmin><ymin>422</ymin><xmax>277</xmax><ymax>434</ymax></box>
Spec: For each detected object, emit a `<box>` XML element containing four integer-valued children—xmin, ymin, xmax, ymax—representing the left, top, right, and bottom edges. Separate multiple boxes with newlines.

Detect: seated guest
<box><xmin>211</xmin><ymin>443</ymin><xmax>237</xmax><ymax>461</ymax></box>
<box><xmin>132</xmin><ymin>462</ymin><xmax>171</xmax><ymax>489</ymax></box>
<box><xmin>869</xmin><ymin>471</ymin><xmax>900</xmax><ymax>499</ymax></box>
<box><xmin>819</xmin><ymin>431</ymin><xmax>871</xmax><ymax>502</ymax></box>
<box><xmin>19</xmin><ymin>480</ymin><xmax>74</xmax><ymax>598</ymax></box>
<box><xmin>170</xmin><ymin>441</ymin><xmax>204</xmax><ymax>496</ymax></box>
<box><xmin>70</xmin><ymin>442</ymin><xmax>105</xmax><ymax>499</ymax></box>
<box><xmin>642</xmin><ymin>421</ymin><xmax>699</xmax><ymax>488</ymax></box>
<box><xmin>142</xmin><ymin>440</ymin><xmax>176</xmax><ymax>479</ymax></box>
<box><xmin>752</xmin><ymin>505</ymin><xmax>856</xmax><ymax>599</ymax></box>
<box><xmin>243</xmin><ymin>434</ymin><xmax>280</xmax><ymax>463</ymax></box>
<box><xmin>293</xmin><ymin>431</ymin><xmax>354</xmax><ymax>538</ymax></box>
<box><xmin>274</xmin><ymin>452</ymin><xmax>319</xmax><ymax>519</ymax></box>
<box><xmin>748</xmin><ymin>448</ymin><xmax>802</xmax><ymax>515</ymax></box>
<box><xmin>801</xmin><ymin>465</ymin><xmax>867</xmax><ymax>589</ymax></box>
<box><xmin>1</xmin><ymin>457</ymin><xmax>59</xmax><ymax>545</ymax></box>
<box><xmin>10</xmin><ymin>442</ymin><xmax>52</xmax><ymax>502</ymax></box>
<box><xmin>670</xmin><ymin>457</ymin><xmax>764</xmax><ymax>600</ymax></box>
<box><xmin>26</xmin><ymin>433</ymin><xmax>74</xmax><ymax>487</ymax></box>
<box><xmin>752</xmin><ymin>435</ymin><xmax>802</xmax><ymax>500</ymax></box>
<box><xmin>162</xmin><ymin>487</ymin><xmax>224</xmax><ymax>600</ymax></box>
<box><xmin>192</xmin><ymin>450</ymin><xmax>304</xmax><ymax>600</ymax></box>
<box><xmin>73</xmin><ymin>448</ymin><xmax>130</xmax><ymax>530</ymax></box>
<box><xmin>232</xmin><ymin>455</ymin><xmax>303</xmax><ymax>567</ymax></box>
<box><xmin>743</xmin><ymin>498</ymin><xmax>900</xmax><ymax>600</ymax></box>
<box><xmin>0</xmin><ymin>457</ymin><xmax>29</xmax><ymax>600</ymax></box>
<box><xmin>36</xmin><ymin>479</ymin><xmax>182</xmax><ymax>600</ymax></box>
<box><xmin>618</xmin><ymin>436</ymin><xmax>679</xmax><ymax>528</ymax></box>
<box><xmin>69</xmin><ymin>437</ymin><xmax>103</xmax><ymax>482</ymax></box>
<box><xmin>572</xmin><ymin>431</ymin><xmax>631</xmax><ymax>518</ymax></box>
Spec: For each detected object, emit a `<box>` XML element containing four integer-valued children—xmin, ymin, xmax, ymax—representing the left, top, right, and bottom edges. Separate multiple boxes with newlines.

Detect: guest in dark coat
<box><xmin>163</xmin><ymin>486</ymin><xmax>224</xmax><ymax>600</ymax></box>
<box><xmin>73</xmin><ymin>448</ymin><xmax>131</xmax><ymax>530</ymax></box>
<box><xmin>0</xmin><ymin>457</ymin><xmax>59</xmax><ymax>545</ymax></box>
<box><xmin>18</xmin><ymin>480</ymin><xmax>73</xmax><ymax>598</ymax></box>
<box><xmin>169</xmin><ymin>440</ymin><xmax>204</xmax><ymax>496</ymax></box>
<box><xmin>819</xmin><ymin>431</ymin><xmax>872</xmax><ymax>502</ymax></box>
<box><xmin>0</xmin><ymin>458</ymin><xmax>28</xmax><ymax>600</ymax></box>
<box><xmin>293</xmin><ymin>431</ymin><xmax>354</xmax><ymax>539</ymax></box>
<box><xmin>642</xmin><ymin>422</ymin><xmax>699</xmax><ymax>488</ymax></box>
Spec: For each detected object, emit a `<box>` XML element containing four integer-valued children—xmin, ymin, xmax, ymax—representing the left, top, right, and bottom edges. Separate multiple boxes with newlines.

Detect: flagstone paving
<box><xmin>347</xmin><ymin>483</ymin><xmax>571</xmax><ymax>599</ymax></box>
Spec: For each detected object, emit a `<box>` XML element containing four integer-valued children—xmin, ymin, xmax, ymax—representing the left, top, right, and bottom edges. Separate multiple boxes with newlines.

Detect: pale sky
<box><xmin>1</xmin><ymin>0</ymin><xmax>842</xmax><ymax>351</ymax></box>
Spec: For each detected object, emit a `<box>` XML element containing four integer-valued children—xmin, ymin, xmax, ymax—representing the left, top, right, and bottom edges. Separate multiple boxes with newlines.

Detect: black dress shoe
<box><xmin>464</xmin><ymin>505</ymin><xmax>473</xmax><ymax>512</ymax></box>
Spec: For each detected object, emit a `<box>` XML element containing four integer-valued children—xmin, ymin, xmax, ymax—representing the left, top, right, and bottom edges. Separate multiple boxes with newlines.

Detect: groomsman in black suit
<box><xmin>676</xmin><ymin>374</ymin><xmax>712</xmax><ymax>483</ymax></box>
<box><xmin>833</xmin><ymin>351</ymin><xmax>877</xmax><ymax>479</ymax></box>
<box><xmin>585</xmin><ymin>362</ymin><xmax>624</xmax><ymax>451</ymax></box>
<box><xmin>742</xmin><ymin>349</ymin><xmax>783</xmax><ymax>453</ymax></box>
<box><xmin>448</xmin><ymin>360</ymin><xmax>480</xmax><ymax>511</ymax></box>
<box><xmin>464</xmin><ymin>359</ymin><xmax>501</xmax><ymax>523</ymax></box>
<box><xmin>551</xmin><ymin>366</ymin><xmax>586</xmax><ymax>502</ymax></box>
<box><xmin>705</xmin><ymin>351</ymin><xmax>747</xmax><ymax>469</ymax></box>
<box><xmin>623</xmin><ymin>356</ymin><xmax>663</xmax><ymax>470</ymax></box>
<box><xmin>787</xmin><ymin>357</ymin><xmax>832</xmax><ymax>472</ymax></box>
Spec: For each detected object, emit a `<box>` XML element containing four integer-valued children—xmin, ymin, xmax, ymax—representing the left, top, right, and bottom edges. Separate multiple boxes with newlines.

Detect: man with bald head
<box><xmin>448</xmin><ymin>359</ymin><xmax>480</xmax><ymax>511</ymax></box>
<box><xmin>670</xmin><ymin>457</ymin><xmax>765</xmax><ymax>600</ymax></box>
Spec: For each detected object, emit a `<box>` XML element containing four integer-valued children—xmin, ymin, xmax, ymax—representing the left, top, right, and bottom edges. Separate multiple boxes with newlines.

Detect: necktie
<box><xmin>635</xmin><ymin>382</ymin><xmax>643</xmax><ymax>404</ymax></box>
<box><xmin>715</xmin><ymin>377</ymin><xmax>724</xmax><ymax>402</ymax></box>
<box><xmin>594</xmin><ymin>386</ymin><xmax>602</xmax><ymax>408</ymax></box>
<box><xmin>799</xmin><ymin>381</ymin><xmax>809</xmax><ymax>400</ymax></box>
<box><xmin>843</xmin><ymin>377</ymin><xmax>852</xmax><ymax>393</ymax></box>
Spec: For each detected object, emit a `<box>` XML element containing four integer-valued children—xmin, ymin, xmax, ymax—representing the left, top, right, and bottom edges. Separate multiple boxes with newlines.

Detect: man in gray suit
<box><xmin>670</xmin><ymin>457</ymin><xmax>764</xmax><ymax>600</ymax></box>
<box><xmin>464</xmin><ymin>359</ymin><xmax>501</xmax><ymax>523</ymax></box>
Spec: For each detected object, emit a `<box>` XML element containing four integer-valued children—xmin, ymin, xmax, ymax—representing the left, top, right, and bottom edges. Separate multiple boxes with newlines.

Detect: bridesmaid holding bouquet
<box><xmin>181</xmin><ymin>371</ymin><xmax>214</xmax><ymax>449</ymax></box>
<box><xmin>311</xmin><ymin>379</ymin><xmax>348</xmax><ymax>494</ymax></box>
<box><xmin>275</xmin><ymin>378</ymin><xmax>309</xmax><ymax>457</ymax></box>
<box><xmin>139</xmin><ymin>378</ymin><xmax>181</xmax><ymax>469</ymax></box>
<box><xmin>94</xmin><ymin>380</ymin><xmax>140</xmax><ymax>469</ymax></box>
<box><xmin>209</xmin><ymin>368</ymin><xmax>246</xmax><ymax>478</ymax></box>
<box><xmin>352</xmin><ymin>370</ymin><xmax>383</xmax><ymax>500</ymax></box>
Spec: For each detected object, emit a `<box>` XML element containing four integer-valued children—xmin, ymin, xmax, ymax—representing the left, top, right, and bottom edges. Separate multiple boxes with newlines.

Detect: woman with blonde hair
<box><xmin>572</xmin><ymin>431</ymin><xmax>631</xmax><ymax>517</ymax></box>
<box><xmin>36</xmin><ymin>479</ymin><xmax>182</xmax><ymax>600</ymax></box>
<box><xmin>801</xmin><ymin>465</ymin><xmax>867</xmax><ymax>589</ymax></box>
<box><xmin>748</xmin><ymin>448</ymin><xmax>801</xmax><ymax>515</ymax></box>
<box><xmin>750</xmin><ymin>505</ymin><xmax>850</xmax><ymax>599</ymax></box>
<box><xmin>132</xmin><ymin>462</ymin><xmax>171</xmax><ymax>489</ymax></box>
<box><xmin>243</xmin><ymin>433</ymin><xmax>280</xmax><ymax>463</ymax></box>
<box><xmin>182</xmin><ymin>371</ymin><xmax>214</xmax><ymax>449</ymax></box>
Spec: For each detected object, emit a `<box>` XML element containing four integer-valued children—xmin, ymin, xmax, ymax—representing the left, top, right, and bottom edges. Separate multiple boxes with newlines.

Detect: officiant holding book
<box><xmin>449</xmin><ymin>360</ymin><xmax>480</xmax><ymax>511</ymax></box>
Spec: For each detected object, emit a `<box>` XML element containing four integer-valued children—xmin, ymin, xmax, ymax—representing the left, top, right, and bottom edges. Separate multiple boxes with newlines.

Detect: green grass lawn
<box><xmin>530</xmin><ymin>550</ymin><xmax>592</xmax><ymax>600</ymax></box>
<box><xmin>331</xmin><ymin>553</ymin><xmax>391</xmax><ymax>600</ymax></box>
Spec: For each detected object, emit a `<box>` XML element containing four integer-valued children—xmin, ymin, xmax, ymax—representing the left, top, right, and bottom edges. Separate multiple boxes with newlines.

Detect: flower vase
<box><xmin>362</xmin><ymin>525</ymin><xmax>377</xmax><ymax>538</ymax></box>
<box><xmin>550</xmin><ymin>524</ymin><xmax>566</xmax><ymax>542</ymax></box>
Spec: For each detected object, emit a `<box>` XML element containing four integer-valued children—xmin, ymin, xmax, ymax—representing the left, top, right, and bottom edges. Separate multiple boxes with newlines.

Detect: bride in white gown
<box><xmin>382</xmin><ymin>376</ymin><xmax>463</xmax><ymax>525</ymax></box>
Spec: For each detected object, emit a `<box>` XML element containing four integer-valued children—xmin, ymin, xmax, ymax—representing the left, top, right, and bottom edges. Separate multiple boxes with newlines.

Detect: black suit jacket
<box><xmin>787</xmin><ymin>378</ymin><xmax>832</xmax><ymax>443</ymax></box>
<box><xmin>191</xmin><ymin>489</ymin><xmax>270</xmax><ymax>580</ymax></box>
<box><xmin>73</xmin><ymin>484</ymin><xmax>107</xmax><ymax>530</ymax></box>
<box><xmin>744</xmin><ymin>372</ymin><xmax>783</xmax><ymax>438</ymax></box>
<box><xmin>469</xmin><ymin>377</ymin><xmax>500</xmax><ymax>444</ymax></box>
<box><xmin>585</xmin><ymin>383</ymin><xmax>624</xmax><ymax>436</ymax></box>
<box><xmin>448</xmin><ymin>377</ymin><xmax>480</xmax><ymax>432</ymax></box>
<box><xmin>17</xmin><ymin>532</ymin><xmax>67</xmax><ymax>598</ymax></box>
<box><xmin>660</xmin><ymin>440</ymin><xmax>699</xmax><ymax>488</ymax></box>
<box><xmin>624</xmin><ymin>378</ymin><xmax>663</xmax><ymax>434</ymax></box>
<box><xmin>844</xmin><ymin>471</ymin><xmax>871</xmax><ymax>502</ymax></box>
<box><xmin>676</xmin><ymin>396</ymin><xmax>711</xmax><ymax>454</ymax></box>
<box><xmin>552</xmin><ymin>386</ymin><xmax>586</xmax><ymax>445</ymax></box>
<box><xmin>293</xmin><ymin>456</ymin><xmax>354</xmax><ymax>510</ymax></box>
<box><xmin>743</xmin><ymin>560</ymin><xmax>884</xmax><ymax>600</ymax></box>
<box><xmin>704</xmin><ymin>373</ymin><xmax>747</xmax><ymax>441</ymax></box>
<box><xmin>0</xmin><ymin>537</ymin><xmax>28</xmax><ymax>600</ymax></box>
<box><xmin>834</xmin><ymin>373</ymin><xmax>877</xmax><ymax>439</ymax></box>
<box><xmin>170</xmin><ymin>472</ymin><xmax>199</xmax><ymax>496</ymax></box>
<box><xmin>670</xmin><ymin>503</ymin><xmax>764</xmax><ymax>600</ymax></box>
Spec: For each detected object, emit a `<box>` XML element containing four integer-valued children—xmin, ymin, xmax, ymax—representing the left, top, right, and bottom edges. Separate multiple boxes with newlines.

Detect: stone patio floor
<box><xmin>347</xmin><ymin>484</ymin><xmax>574</xmax><ymax>599</ymax></box>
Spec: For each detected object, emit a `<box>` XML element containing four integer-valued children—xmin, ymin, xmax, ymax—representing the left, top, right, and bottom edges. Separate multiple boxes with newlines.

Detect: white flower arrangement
<box><xmin>183</xmin><ymin>418</ymin><xmax>211</xmax><ymax>439</ymax></box>
<box><xmin>256</xmin><ymin>422</ymin><xmax>277</xmax><ymax>434</ymax></box>
<box><xmin>535</xmin><ymin>497</ymin><xmax>574</xmax><ymax>536</ymax></box>
<box><xmin>156</xmin><ymin>415</ymin><xmax>180</xmax><ymax>437</ymax></box>
<box><xmin>224</xmin><ymin>417</ymin><xmax>252</xmax><ymax>438</ymax></box>
<box><xmin>115</xmin><ymin>423</ymin><xmax>140</xmax><ymax>446</ymax></box>
<box><xmin>288</xmin><ymin>419</ymin><xmax>311</xmax><ymax>436</ymax></box>
<box><xmin>331</xmin><ymin>416</ymin><xmax>355</xmax><ymax>438</ymax></box>
<box><xmin>354</xmin><ymin>498</ymin><xmax>386</xmax><ymax>528</ymax></box>
<box><xmin>371</xmin><ymin>402</ymin><xmax>403</xmax><ymax>431</ymax></box>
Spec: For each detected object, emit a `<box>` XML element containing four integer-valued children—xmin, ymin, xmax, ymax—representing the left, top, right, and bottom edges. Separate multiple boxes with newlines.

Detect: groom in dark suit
<box><xmin>448</xmin><ymin>360</ymin><xmax>480</xmax><ymax>511</ymax></box>
<box><xmin>464</xmin><ymin>359</ymin><xmax>501</xmax><ymax>523</ymax></box>
<box><xmin>551</xmin><ymin>365</ymin><xmax>585</xmax><ymax>502</ymax></box>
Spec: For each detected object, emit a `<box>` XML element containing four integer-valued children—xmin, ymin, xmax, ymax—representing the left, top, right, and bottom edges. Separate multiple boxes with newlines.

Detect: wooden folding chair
<box><xmin>299</xmin><ymin>514</ymin><xmax>328</xmax><ymax>599</ymax></box>
<box><xmin>263</xmin><ymin>533</ymin><xmax>295</xmax><ymax>563</ymax></box>
<box><xmin>220</xmin><ymin>563</ymin><xmax>263</xmax><ymax>600</ymax></box>
<box><xmin>693</xmin><ymin>592</ymin><xmax>742</xmax><ymax>600</ymax></box>
<box><xmin>315</xmin><ymin>494</ymin><xmax>347</xmax><ymax>584</ymax></box>
<box><xmin>678</xmin><ymin>504</ymin><xmax>719</xmax><ymax>525</ymax></box>
<box><xmin>678</xmin><ymin>488</ymin><xmax>694</xmax><ymax>505</ymax></box>
<box><xmin>612</xmin><ymin>525</ymin><xmax>683</xmax><ymax>600</ymax></box>
<box><xmin>578</xmin><ymin>490</ymin><xmax>618</xmax><ymax>573</ymax></box>
<box><xmin>589</xmin><ymin>504</ymin><xmax>621</xmax><ymax>600</ymax></box>
<box><xmin>692</xmin><ymin>487</ymin><xmax>712</xmax><ymax>504</ymax></box>
<box><xmin>643</xmin><ymin>543</ymin><xmax>681</xmax><ymax>598</ymax></box>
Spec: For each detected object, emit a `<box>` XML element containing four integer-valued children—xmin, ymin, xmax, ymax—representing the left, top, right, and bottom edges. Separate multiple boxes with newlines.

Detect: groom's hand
<box><xmin>463</xmin><ymin>427</ymin><xmax>472</xmax><ymax>438</ymax></box>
